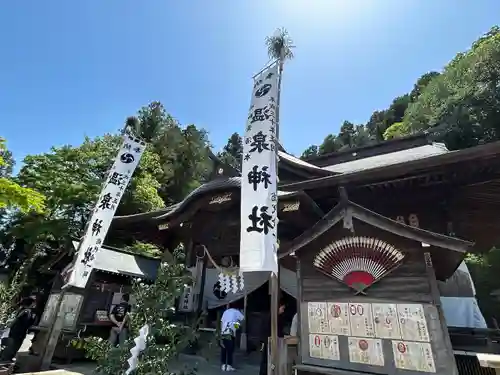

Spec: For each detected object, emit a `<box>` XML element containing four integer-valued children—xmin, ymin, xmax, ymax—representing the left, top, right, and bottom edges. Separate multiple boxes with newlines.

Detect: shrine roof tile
<box><xmin>323</xmin><ymin>143</ymin><xmax>448</xmax><ymax>173</ymax></box>
<box><xmin>280</xmin><ymin>140</ymin><xmax>500</xmax><ymax>192</ymax></box>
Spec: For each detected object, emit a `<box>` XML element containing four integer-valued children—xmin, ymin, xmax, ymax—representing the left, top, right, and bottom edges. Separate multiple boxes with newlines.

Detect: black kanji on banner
<box><xmin>247</xmin><ymin>205</ymin><xmax>274</xmax><ymax>235</ymax></box>
<box><xmin>92</xmin><ymin>219</ymin><xmax>103</xmax><ymax>236</ymax></box>
<box><xmin>255</xmin><ymin>84</ymin><xmax>272</xmax><ymax>98</ymax></box>
<box><xmin>98</xmin><ymin>193</ymin><xmax>113</xmax><ymax>210</ymax></box>
<box><xmin>249</xmin><ymin>106</ymin><xmax>275</xmax><ymax>124</ymax></box>
<box><xmin>109</xmin><ymin>172</ymin><xmax>125</xmax><ymax>186</ymax></box>
<box><xmin>81</xmin><ymin>246</ymin><xmax>94</xmax><ymax>264</ymax></box>
<box><xmin>248</xmin><ymin>131</ymin><xmax>270</xmax><ymax>153</ymax></box>
<box><xmin>247</xmin><ymin>165</ymin><xmax>272</xmax><ymax>191</ymax></box>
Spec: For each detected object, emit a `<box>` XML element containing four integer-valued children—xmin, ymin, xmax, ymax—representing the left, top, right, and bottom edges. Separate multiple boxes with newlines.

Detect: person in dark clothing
<box><xmin>0</xmin><ymin>297</ymin><xmax>37</xmax><ymax>362</ymax></box>
<box><xmin>109</xmin><ymin>293</ymin><xmax>131</xmax><ymax>346</ymax></box>
<box><xmin>259</xmin><ymin>300</ymin><xmax>286</xmax><ymax>375</ymax></box>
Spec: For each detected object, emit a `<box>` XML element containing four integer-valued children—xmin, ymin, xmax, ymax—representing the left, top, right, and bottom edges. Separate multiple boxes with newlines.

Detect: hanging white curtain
<box><xmin>188</xmin><ymin>266</ymin><xmax>298</xmax><ymax>309</ymax></box>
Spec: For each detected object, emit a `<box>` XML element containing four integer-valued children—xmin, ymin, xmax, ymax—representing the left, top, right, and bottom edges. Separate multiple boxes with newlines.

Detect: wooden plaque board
<box><xmin>300</xmin><ymin>299</ymin><xmax>456</xmax><ymax>375</ymax></box>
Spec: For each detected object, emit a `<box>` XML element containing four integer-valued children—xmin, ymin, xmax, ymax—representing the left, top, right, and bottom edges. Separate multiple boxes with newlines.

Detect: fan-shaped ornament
<box><xmin>313</xmin><ymin>236</ymin><xmax>405</xmax><ymax>294</ymax></box>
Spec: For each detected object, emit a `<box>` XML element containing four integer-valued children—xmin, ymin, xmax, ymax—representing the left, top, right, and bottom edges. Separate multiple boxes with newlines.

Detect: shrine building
<box><xmin>106</xmin><ymin>133</ymin><xmax>500</xmax><ymax>375</ymax></box>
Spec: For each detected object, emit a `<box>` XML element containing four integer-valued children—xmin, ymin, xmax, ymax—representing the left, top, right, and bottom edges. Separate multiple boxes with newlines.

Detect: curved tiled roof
<box><xmin>278</xmin><ymin>151</ymin><xmax>333</xmax><ymax>176</ymax></box>
<box><xmin>323</xmin><ymin>143</ymin><xmax>448</xmax><ymax>173</ymax></box>
<box><xmin>112</xmin><ymin>176</ymin><xmax>298</xmax><ymax>224</ymax></box>
<box><xmin>113</xmin><ymin>140</ymin><xmax>453</xmax><ymax>225</ymax></box>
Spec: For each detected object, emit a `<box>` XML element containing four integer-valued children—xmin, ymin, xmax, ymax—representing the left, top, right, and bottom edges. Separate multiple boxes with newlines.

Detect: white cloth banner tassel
<box><xmin>219</xmin><ymin>273</ymin><xmax>229</xmax><ymax>293</ymax></box>
<box><xmin>239</xmin><ymin>273</ymin><xmax>245</xmax><ymax>290</ymax></box>
<box><xmin>231</xmin><ymin>274</ymin><xmax>238</xmax><ymax>293</ymax></box>
<box><xmin>125</xmin><ymin>324</ymin><xmax>150</xmax><ymax>375</ymax></box>
<box><xmin>218</xmin><ymin>272</ymin><xmax>225</xmax><ymax>288</ymax></box>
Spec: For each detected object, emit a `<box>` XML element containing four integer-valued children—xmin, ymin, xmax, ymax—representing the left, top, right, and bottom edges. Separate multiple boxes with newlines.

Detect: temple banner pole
<box><xmin>269</xmin><ymin>51</ymin><xmax>284</xmax><ymax>375</ymax></box>
<box><xmin>239</xmin><ymin>59</ymin><xmax>280</xmax><ymax>375</ymax></box>
<box><xmin>39</xmin><ymin>129</ymin><xmax>146</xmax><ymax>370</ymax></box>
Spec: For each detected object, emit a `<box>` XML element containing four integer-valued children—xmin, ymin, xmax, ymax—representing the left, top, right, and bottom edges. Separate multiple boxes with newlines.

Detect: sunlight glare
<box><xmin>283</xmin><ymin>0</ymin><xmax>377</xmax><ymax>22</ymax></box>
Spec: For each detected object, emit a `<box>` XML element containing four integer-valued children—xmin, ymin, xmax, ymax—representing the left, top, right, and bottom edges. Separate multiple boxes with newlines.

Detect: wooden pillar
<box><xmin>269</xmin><ymin>272</ymin><xmax>279</xmax><ymax>375</ymax></box>
<box><xmin>240</xmin><ymin>294</ymin><xmax>248</xmax><ymax>351</ymax></box>
<box><xmin>424</xmin><ymin>251</ymin><xmax>458</xmax><ymax>375</ymax></box>
<box><xmin>195</xmin><ymin>244</ymin><xmax>207</xmax><ymax>316</ymax></box>
<box><xmin>38</xmin><ymin>284</ymin><xmax>88</xmax><ymax>370</ymax></box>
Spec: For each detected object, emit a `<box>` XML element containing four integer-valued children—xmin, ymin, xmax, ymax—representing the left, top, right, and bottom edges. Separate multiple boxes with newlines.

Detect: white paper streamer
<box><xmin>125</xmin><ymin>324</ymin><xmax>150</xmax><ymax>375</ymax></box>
<box><xmin>218</xmin><ymin>271</ymin><xmax>245</xmax><ymax>294</ymax></box>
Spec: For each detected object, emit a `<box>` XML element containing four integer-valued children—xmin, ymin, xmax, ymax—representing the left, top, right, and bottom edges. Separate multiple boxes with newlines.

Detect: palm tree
<box><xmin>265</xmin><ymin>28</ymin><xmax>295</xmax><ymax>139</ymax></box>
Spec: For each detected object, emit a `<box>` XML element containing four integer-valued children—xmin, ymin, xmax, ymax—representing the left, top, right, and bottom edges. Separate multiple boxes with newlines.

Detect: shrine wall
<box><xmin>295</xmin><ymin>224</ymin><xmax>458</xmax><ymax>375</ymax></box>
<box><xmin>298</xmin><ymin>225</ymin><xmax>433</xmax><ymax>304</ymax></box>
<box><xmin>351</xmin><ymin>188</ymin><xmax>449</xmax><ymax>236</ymax></box>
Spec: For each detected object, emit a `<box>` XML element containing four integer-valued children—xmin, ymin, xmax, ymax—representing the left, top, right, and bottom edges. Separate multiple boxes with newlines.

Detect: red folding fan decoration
<box><xmin>313</xmin><ymin>236</ymin><xmax>405</xmax><ymax>294</ymax></box>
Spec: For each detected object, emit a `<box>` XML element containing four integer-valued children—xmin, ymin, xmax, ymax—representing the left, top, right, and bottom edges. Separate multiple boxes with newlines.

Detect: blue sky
<box><xmin>1</xmin><ymin>1</ymin><xmax>499</xmax><ymax>168</ymax></box>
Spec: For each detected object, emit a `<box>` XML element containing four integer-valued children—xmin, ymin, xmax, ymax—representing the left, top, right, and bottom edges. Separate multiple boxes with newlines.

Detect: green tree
<box><xmin>126</xmin><ymin>101</ymin><xmax>168</xmax><ymax>143</ymax></box>
<box><xmin>466</xmin><ymin>248</ymin><xmax>500</xmax><ymax>325</ymax></box>
<box><xmin>383</xmin><ymin>122</ymin><xmax>410</xmax><ymax>140</ymax></box>
<box><xmin>318</xmin><ymin>134</ymin><xmax>342</xmax><ymax>155</ymax></box>
<box><xmin>409</xmin><ymin>72</ymin><xmax>441</xmax><ymax>100</ymax></box>
<box><xmin>127</xmin><ymin>102</ymin><xmax>213</xmax><ymax>205</ymax></box>
<box><xmin>300</xmin><ymin>145</ymin><xmax>319</xmax><ymax>159</ymax></box>
<box><xmin>0</xmin><ymin>142</ymin><xmax>14</xmax><ymax>178</ymax></box>
<box><xmin>338</xmin><ymin>121</ymin><xmax>355</xmax><ymax>148</ymax></box>
<box><xmin>405</xmin><ymin>26</ymin><xmax>500</xmax><ymax>149</ymax></box>
<box><xmin>0</xmin><ymin>138</ymin><xmax>45</xmax><ymax>213</ymax></box>
<box><xmin>217</xmin><ymin>132</ymin><xmax>243</xmax><ymax>171</ymax></box>
<box><xmin>0</xmin><ymin>133</ymin><xmax>164</xmax><ymax>289</ymax></box>
<box><xmin>83</xmin><ymin>245</ymin><xmax>198</xmax><ymax>375</ymax></box>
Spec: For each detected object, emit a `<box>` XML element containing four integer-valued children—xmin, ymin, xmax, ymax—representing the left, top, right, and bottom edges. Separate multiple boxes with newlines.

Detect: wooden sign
<box><xmin>95</xmin><ymin>310</ymin><xmax>110</xmax><ymax>322</ymax></box>
<box><xmin>209</xmin><ymin>192</ymin><xmax>232</xmax><ymax>205</ymax></box>
<box><xmin>178</xmin><ymin>286</ymin><xmax>194</xmax><ymax>312</ymax></box>
<box><xmin>394</xmin><ymin>213</ymin><xmax>420</xmax><ymax>228</ymax></box>
<box><xmin>303</xmin><ymin>301</ymin><xmax>437</xmax><ymax>373</ymax></box>
<box><xmin>158</xmin><ymin>223</ymin><xmax>169</xmax><ymax>231</ymax></box>
<box><xmin>282</xmin><ymin>201</ymin><xmax>300</xmax><ymax>212</ymax></box>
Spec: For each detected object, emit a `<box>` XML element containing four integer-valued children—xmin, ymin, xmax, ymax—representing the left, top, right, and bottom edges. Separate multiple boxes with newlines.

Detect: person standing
<box><xmin>109</xmin><ymin>293</ymin><xmax>131</xmax><ymax>346</ymax></box>
<box><xmin>259</xmin><ymin>300</ymin><xmax>286</xmax><ymax>375</ymax></box>
<box><xmin>0</xmin><ymin>297</ymin><xmax>37</xmax><ymax>362</ymax></box>
<box><xmin>220</xmin><ymin>303</ymin><xmax>244</xmax><ymax>372</ymax></box>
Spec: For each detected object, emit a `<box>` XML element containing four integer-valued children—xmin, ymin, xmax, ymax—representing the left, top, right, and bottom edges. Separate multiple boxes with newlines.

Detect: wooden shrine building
<box><xmin>32</xmin><ymin>243</ymin><xmax>159</xmax><ymax>362</ymax></box>
<box><xmin>107</xmin><ymin>133</ymin><xmax>500</xmax><ymax>375</ymax></box>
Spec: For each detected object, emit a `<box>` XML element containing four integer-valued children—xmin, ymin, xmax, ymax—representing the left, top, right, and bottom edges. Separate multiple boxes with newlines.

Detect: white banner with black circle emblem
<box><xmin>240</xmin><ymin>63</ymin><xmax>279</xmax><ymax>274</ymax></box>
<box><xmin>66</xmin><ymin>131</ymin><xmax>146</xmax><ymax>288</ymax></box>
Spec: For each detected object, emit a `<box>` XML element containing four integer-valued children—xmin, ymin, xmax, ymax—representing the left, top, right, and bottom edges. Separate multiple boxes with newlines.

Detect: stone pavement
<box><xmin>56</xmin><ymin>356</ymin><xmax>259</xmax><ymax>375</ymax></box>
<box><xmin>15</xmin><ymin>334</ymin><xmax>260</xmax><ymax>375</ymax></box>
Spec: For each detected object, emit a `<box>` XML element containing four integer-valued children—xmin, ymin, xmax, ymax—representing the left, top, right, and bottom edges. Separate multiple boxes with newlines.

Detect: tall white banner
<box><xmin>240</xmin><ymin>63</ymin><xmax>279</xmax><ymax>274</ymax></box>
<box><xmin>66</xmin><ymin>132</ymin><xmax>146</xmax><ymax>288</ymax></box>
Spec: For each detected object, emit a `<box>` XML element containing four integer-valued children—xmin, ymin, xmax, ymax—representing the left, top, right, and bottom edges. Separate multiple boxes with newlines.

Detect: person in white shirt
<box><xmin>220</xmin><ymin>303</ymin><xmax>244</xmax><ymax>372</ymax></box>
<box><xmin>290</xmin><ymin>313</ymin><xmax>298</xmax><ymax>336</ymax></box>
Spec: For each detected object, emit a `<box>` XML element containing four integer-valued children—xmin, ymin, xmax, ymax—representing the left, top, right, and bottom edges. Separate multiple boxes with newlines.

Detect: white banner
<box><xmin>66</xmin><ymin>132</ymin><xmax>146</xmax><ymax>288</ymax></box>
<box><xmin>240</xmin><ymin>63</ymin><xmax>279</xmax><ymax>274</ymax></box>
